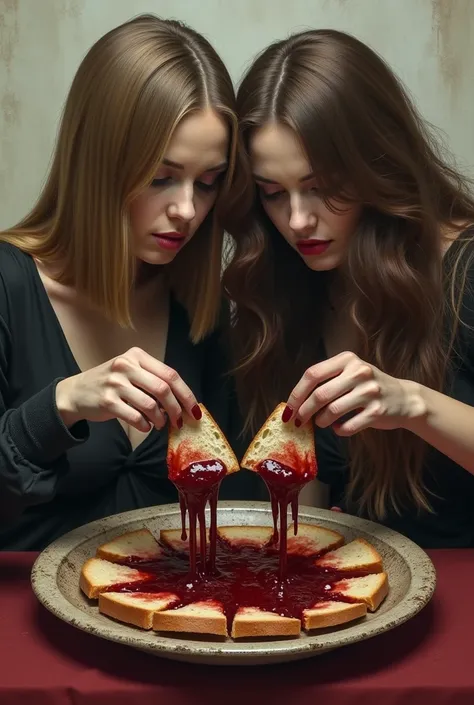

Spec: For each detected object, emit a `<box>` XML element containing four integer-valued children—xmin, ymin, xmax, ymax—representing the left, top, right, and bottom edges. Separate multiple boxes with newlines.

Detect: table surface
<box><xmin>0</xmin><ymin>550</ymin><xmax>471</xmax><ymax>705</ymax></box>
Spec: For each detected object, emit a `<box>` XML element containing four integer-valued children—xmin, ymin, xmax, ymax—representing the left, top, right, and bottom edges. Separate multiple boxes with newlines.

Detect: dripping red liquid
<box><xmin>257</xmin><ymin>459</ymin><xmax>313</xmax><ymax>583</ymax></box>
<box><xmin>171</xmin><ymin>459</ymin><xmax>226</xmax><ymax>579</ymax></box>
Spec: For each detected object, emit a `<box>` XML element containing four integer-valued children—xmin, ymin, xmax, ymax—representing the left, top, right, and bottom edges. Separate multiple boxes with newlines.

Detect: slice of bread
<box><xmin>331</xmin><ymin>573</ymin><xmax>389</xmax><ymax>611</ymax></box>
<box><xmin>314</xmin><ymin>538</ymin><xmax>383</xmax><ymax>573</ymax></box>
<box><xmin>231</xmin><ymin>607</ymin><xmax>301</xmax><ymax>639</ymax></box>
<box><xmin>167</xmin><ymin>403</ymin><xmax>240</xmax><ymax>480</ymax></box>
<box><xmin>160</xmin><ymin>528</ymin><xmax>210</xmax><ymax>555</ymax></box>
<box><xmin>80</xmin><ymin>558</ymin><xmax>150</xmax><ymax>599</ymax></box>
<box><xmin>303</xmin><ymin>600</ymin><xmax>367</xmax><ymax>630</ymax></box>
<box><xmin>217</xmin><ymin>526</ymin><xmax>274</xmax><ymax>549</ymax></box>
<box><xmin>285</xmin><ymin>523</ymin><xmax>345</xmax><ymax>557</ymax></box>
<box><xmin>98</xmin><ymin>591</ymin><xmax>179</xmax><ymax>629</ymax></box>
<box><xmin>241</xmin><ymin>402</ymin><xmax>316</xmax><ymax>480</ymax></box>
<box><xmin>153</xmin><ymin>599</ymin><xmax>228</xmax><ymax>637</ymax></box>
<box><xmin>96</xmin><ymin>528</ymin><xmax>162</xmax><ymax>564</ymax></box>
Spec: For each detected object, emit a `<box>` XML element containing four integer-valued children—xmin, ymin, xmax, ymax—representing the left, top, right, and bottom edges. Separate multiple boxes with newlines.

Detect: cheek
<box><xmin>130</xmin><ymin>194</ymin><xmax>152</xmax><ymax>230</ymax></box>
<box><xmin>324</xmin><ymin>203</ymin><xmax>360</xmax><ymax>239</ymax></box>
<box><xmin>262</xmin><ymin>200</ymin><xmax>288</xmax><ymax>232</ymax></box>
<box><xmin>194</xmin><ymin>193</ymin><xmax>218</xmax><ymax>224</ymax></box>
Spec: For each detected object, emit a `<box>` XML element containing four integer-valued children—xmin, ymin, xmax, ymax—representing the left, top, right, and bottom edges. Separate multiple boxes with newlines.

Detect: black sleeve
<box><xmin>200</xmin><ymin>309</ymin><xmax>266</xmax><ymax>501</ymax></box>
<box><xmin>0</xmin><ymin>306</ymin><xmax>89</xmax><ymax>522</ymax></box>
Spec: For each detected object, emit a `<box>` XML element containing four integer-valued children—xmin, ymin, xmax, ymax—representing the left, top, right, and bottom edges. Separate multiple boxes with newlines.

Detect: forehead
<box><xmin>249</xmin><ymin>122</ymin><xmax>311</xmax><ymax>182</ymax></box>
<box><xmin>164</xmin><ymin>108</ymin><xmax>229</xmax><ymax>168</ymax></box>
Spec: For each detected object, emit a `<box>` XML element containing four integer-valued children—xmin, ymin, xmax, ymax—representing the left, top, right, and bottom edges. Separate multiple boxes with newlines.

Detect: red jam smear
<box><xmin>257</xmin><ymin>457</ymin><xmax>315</xmax><ymax>582</ymax></box>
<box><xmin>168</xmin><ymin>450</ymin><xmax>226</xmax><ymax>579</ymax></box>
<box><xmin>111</xmin><ymin>539</ymin><xmax>368</xmax><ymax>634</ymax></box>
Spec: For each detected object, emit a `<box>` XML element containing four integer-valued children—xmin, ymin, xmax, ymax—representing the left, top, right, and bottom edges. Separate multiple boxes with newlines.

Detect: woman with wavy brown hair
<box><xmin>0</xmin><ymin>14</ymin><xmax>259</xmax><ymax>550</ymax></box>
<box><xmin>224</xmin><ymin>28</ymin><xmax>474</xmax><ymax>548</ymax></box>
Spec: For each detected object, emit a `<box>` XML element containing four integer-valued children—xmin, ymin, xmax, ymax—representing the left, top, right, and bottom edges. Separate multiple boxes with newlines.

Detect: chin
<box><xmin>137</xmin><ymin>249</ymin><xmax>178</xmax><ymax>266</ymax></box>
<box><xmin>302</xmin><ymin>254</ymin><xmax>341</xmax><ymax>272</ymax></box>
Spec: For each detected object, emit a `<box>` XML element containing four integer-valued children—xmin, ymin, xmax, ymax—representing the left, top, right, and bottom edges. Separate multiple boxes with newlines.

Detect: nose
<box><xmin>289</xmin><ymin>192</ymin><xmax>315</xmax><ymax>234</ymax></box>
<box><xmin>167</xmin><ymin>181</ymin><xmax>196</xmax><ymax>223</ymax></box>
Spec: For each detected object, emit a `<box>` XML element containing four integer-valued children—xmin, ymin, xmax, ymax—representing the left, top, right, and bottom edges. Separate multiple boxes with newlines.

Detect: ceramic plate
<box><xmin>31</xmin><ymin>501</ymin><xmax>436</xmax><ymax>665</ymax></box>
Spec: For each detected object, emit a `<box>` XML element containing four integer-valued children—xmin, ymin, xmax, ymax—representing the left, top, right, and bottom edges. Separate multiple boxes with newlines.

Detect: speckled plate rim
<box><xmin>31</xmin><ymin>501</ymin><xmax>436</xmax><ymax>664</ymax></box>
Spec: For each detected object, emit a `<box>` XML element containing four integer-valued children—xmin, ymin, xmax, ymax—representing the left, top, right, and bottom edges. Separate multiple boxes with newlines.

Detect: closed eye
<box><xmin>259</xmin><ymin>188</ymin><xmax>285</xmax><ymax>201</ymax></box>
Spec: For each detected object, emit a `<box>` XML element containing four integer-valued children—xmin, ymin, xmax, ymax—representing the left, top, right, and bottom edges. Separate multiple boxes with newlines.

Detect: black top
<box><xmin>0</xmin><ymin>243</ymin><xmax>262</xmax><ymax>551</ymax></box>
<box><xmin>315</xmin><ymin>237</ymin><xmax>474</xmax><ymax>548</ymax></box>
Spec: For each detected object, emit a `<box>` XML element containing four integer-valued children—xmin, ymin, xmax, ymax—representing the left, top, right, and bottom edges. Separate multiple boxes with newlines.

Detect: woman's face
<box><xmin>249</xmin><ymin>122</ymin><xmax>362</xmax><ymax>271</ymax></box>
<box><xmin>130</xmin><ymin>108</ymin><xmax>229</xmax><ymax>265</ymax></box>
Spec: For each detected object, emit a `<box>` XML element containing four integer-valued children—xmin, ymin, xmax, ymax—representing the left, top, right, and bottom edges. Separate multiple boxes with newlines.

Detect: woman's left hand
<box><xmin>284</xmin><ymin>351</ymin><xmax>426</xmax><ymax>436</ymax></box>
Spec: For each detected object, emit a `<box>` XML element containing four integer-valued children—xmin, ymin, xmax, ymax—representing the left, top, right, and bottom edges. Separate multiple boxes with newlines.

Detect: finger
<box><xmin>124</xmin><ymin>365</ymin><xmax>183</xmax><ymax>427</ymax></box>
<box><xmin>330</xmin><ymin>506</ymin><xmax>343</xmax><ymax>513</ymax></box>
<box><xmin>284</xmin><ymin>352</ymin><xmax>358</xmax><ymax>422</ymax></box>
<box><xmin>130</xmin><ymin>349</ymin><xmax>200</xmax><ymax>420</ymax></box>
<box><xmin>333</xmin><ymin>400</ymin><xmax>383</xmax><ymax>437</ymax></box>
<box><xmin>295</xmin><ymin>372</ymin><xmax>360</xmax><ymax>425</ymax></box>
<box><xmin>120</xmin><ymin>384</ymin><xmax>167</xmax><ymax>429</ymax></box>
<box><xmin>314</xmin><ymin>381</ymin><xmax>380</xmax><ymax>428</ymax></box>
<box><xmin>105</xmin><ymin>398</ymin><xmax>153</xmax><ymax>433</ymax></box>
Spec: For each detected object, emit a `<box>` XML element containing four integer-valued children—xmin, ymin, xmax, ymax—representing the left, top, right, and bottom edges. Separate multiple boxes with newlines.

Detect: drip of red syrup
<box><xmin>257</xmin><ymin>452</ymin><xmax>315</xmax><ymax>584</ymax></box>
<box><xmin>168</xmin><ymin>449</ymin><xmax>226</xmax><ymax>580</ymax></box>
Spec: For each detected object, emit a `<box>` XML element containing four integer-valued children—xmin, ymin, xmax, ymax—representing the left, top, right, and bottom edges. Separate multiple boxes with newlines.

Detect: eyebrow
<box><xmin>253</xmin><ymin>172</ymin><xmax>315</xmax><ymax>184</ymax></box>
<box><xmin>162</xmin><ymin>159</ymin><xmax>228</xmax><ymax>172</ymax></box>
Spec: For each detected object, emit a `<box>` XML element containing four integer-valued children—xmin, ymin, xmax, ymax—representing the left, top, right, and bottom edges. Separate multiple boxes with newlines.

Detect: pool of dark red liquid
<box><xmin>112</xmin><ymin>540</ymin><xmax>368</xmax><ymax>632</ymax></box>
<box><xmin>112</xmin><ymin>455</ymin><xmax>366</xmax><ymax>631</ymax></box>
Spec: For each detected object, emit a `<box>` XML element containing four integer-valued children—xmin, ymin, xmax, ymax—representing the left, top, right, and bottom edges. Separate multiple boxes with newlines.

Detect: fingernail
<box><xmin>282</xmin><ymin>405</ymin><xmax>293</xmax><ymax>423</ymax></box>
<box><xmin>177</xmin><ymin>417</ymin><xmax>183</xmax><ymax>430</ymax></box>
<box><xmin>192</xmin><ymin>404</ymin><xmax>202</xmax><ymax>420</ymax></box>
<box><xmin>330</xmin><ymin>506</ymin><xmax>343</xmax><ymax>513</ymax></box>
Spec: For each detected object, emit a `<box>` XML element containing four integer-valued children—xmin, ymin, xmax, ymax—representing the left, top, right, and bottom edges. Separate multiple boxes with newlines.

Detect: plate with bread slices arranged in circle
<box><xmin>32</xmin><ymin>403</ymin><xmax>436</xmax><ymax>664</ymax></box>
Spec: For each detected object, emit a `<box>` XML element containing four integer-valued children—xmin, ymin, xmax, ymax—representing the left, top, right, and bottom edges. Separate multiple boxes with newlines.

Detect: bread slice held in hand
<box><xmin>167</xmin><ymin>403</ymin><xmax>240</xmax><ymax>481</ymax></box>
<box><xmin>241</xmin><ymin>402</ymin><xmax>317</xmax><ymax>481</ymax></box>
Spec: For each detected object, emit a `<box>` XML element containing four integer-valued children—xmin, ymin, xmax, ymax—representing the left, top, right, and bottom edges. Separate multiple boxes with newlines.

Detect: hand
<box><xmin>283</xmin><ymin>351</ymin><xmax>426</xmax><ymax>436</ymax></box>
<box><xmin>55</xmin><ymin>347</ymin><xmax>201</xmax><ymax>431</ymax></box>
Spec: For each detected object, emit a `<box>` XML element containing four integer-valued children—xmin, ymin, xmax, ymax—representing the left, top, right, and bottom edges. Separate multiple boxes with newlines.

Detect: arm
<box><xmin>403</xmin><ymin>381</ymin><xmax>474</xmax><ymax>475</ymax></box>
<box><xmin>0</xmin><ymin>311</ymin><xmax>89</xmax><ymax>521</ymax></box>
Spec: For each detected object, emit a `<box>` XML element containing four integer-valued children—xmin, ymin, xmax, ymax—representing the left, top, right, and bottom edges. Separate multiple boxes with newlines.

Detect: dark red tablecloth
<box><xmin>0</xmin><ymin>550</ymin><xmax>471</xmax><ymax>705</ymax></box>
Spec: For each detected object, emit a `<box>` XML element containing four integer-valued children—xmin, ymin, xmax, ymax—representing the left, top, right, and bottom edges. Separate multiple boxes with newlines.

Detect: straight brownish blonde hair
<box><xmin>1</xmin><ymin>14</ymin><xmax>241</xmax><ymax>340</ymax></box>
<box><xmin>224</xmin><ymin>29</ymin><xmax>474</xmax><ymax>519</ymax></box>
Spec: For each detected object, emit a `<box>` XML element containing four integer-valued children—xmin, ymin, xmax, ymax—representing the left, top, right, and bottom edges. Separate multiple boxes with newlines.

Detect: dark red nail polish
<box><xmin>192</xmin><ymin>404</ymin><xmax>202</xmax><ymax>420</ymax></box>
<box><xmin>295</xmin><ymin>418</ymin><xmax>302</xmax><ymax>428</ymax></box>
<box><xmin>177</xmin><ymin>417</ymin><xmax>183</xmax><ymax>430</ymax></box>
<box><xmin>282</xmin><ymin>405</ymin><xmax>293</xmax><ymax>423</ymax></box>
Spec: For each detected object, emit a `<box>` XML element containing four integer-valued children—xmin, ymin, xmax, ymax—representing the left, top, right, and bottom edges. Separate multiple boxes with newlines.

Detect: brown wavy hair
<box><xmin>0</xmin><ymin>14</ymin><xmax>244</xmax><ymax>340</ymax></box>
<box><xmin>223</xmin><ymin>29</ymin><xmax>474</xmax><ymax>519</ymax></box>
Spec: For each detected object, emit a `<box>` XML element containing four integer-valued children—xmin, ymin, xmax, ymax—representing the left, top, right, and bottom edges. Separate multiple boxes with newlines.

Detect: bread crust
<box><xmin>98</xmin><ymin>591</ymin><xmax>179</xmax><ymax>629</ymax></box>
<box><xmin>153</xmin><ymin>601</ymin><xmax>228</xmax><ymax>636</ymax></box>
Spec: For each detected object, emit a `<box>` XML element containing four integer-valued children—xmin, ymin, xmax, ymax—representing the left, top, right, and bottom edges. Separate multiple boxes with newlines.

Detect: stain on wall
<box><xmin>0</xmin><ymin>0</ymin><xmax>20</xmax><ymax>212</ymax></box>
<box><xmin>0</xmin><ymin>0</ymin><xmax>19</xmax><ymax>69</ymax></box>
<box><xmin>431</xmin><ymin>0</ymin><xmax>473</xmax><ymax>105</ymax></box>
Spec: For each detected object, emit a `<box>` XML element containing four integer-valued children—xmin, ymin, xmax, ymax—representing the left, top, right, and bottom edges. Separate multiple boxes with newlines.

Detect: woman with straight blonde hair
<box><xmin>225</xmin><ymin>29</ymin><xmax>474</xmax><ymax>548</ymax></box>
<box><xmin>0</xmin><ymin>14</ymin><xmax>258</xmax><ymax>550</ymax></box>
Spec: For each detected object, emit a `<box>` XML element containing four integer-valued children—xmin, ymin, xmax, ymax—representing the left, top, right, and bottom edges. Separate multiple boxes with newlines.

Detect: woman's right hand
<box><xmin>55</xmin><ymin>347</ymin><xmax>201</xmax><ymax>431</ymax></box>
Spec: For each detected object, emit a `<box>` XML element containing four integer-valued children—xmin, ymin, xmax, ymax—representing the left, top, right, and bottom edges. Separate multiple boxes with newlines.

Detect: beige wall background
<box><xmin>1</xmin><ymin>0</ymin><xmax>473</xmax><ymax>504</ymax></box>
<box><xmin>1</xmin><ymin>0</ymin><xmax>474</xmax><ymax>229</ymax></box>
